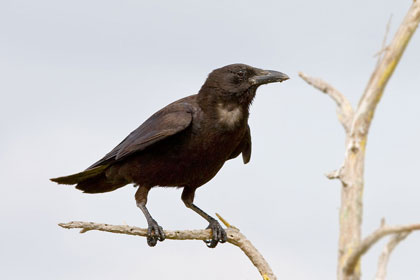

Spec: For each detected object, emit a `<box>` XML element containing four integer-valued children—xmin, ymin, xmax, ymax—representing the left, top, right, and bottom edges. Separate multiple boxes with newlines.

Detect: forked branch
<box><xmin>374</xmin><ymin>232</ymin><xmax>411</xmax><ymax>280</ymax></box>
<box><xmin>343</xmin><ymin>223</ymin><xmax>420</xmax><ymax>275</ymax></box>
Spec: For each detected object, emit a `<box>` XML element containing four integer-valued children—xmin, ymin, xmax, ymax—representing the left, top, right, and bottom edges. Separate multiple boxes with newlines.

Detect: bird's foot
<box><xmin>204</xmin><ymin>219</ymin><xmax>227</xmax><ymax>248</ymax></box>
<box><xmin>146</xmin><ymin>219</ymin><xmax>165</xmax><ymax>247</ymax></box>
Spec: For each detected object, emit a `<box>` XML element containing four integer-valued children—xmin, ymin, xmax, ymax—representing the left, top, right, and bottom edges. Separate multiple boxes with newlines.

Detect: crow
<box><xmin>51</xmin><ymin>64</ymin><xmax>289</xmax><ymax>248</ymax></box>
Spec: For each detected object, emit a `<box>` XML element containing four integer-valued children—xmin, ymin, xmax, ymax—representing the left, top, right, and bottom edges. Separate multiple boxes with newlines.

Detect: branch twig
<box><xmin>343</xmin><ymin>223</ymin><xmax>420</xmax><ymax>275</ymax></box>
<box><xmin>374</xmin><ymin>232</ymin><xmax>410</xmax><ymax>280</ymax></box>
<box><xmin>298</xmin><ymin>72</ymin><xmax>354</xmax><ymax>133</ymax></box>
<box><xmin>59</xmin><ymin>220</ymin><xmax>277</xmax><ymax>280</ymax></box>
<box><xmin>374</xmin><ymin>15</ymin><xmax>393</xmax><ymax>68</ymax></box>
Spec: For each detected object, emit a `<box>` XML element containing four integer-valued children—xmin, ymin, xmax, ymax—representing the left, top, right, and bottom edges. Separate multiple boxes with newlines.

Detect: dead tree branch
<box><xmin>59</xmin><ymin>220</ymin><xmax>276</xmax><ymax>280</ymax></box>
<box><xmin>298</xmin><ymin>72</ymin><xmax>354</xmax><ymax>132</ymax></box>
<box><xmin>343</xmin><ymin>223</ymin><xmax>420</xmax><ymax>275</ymax></box>
<box><xmin>374</xmin><ymin>231</ymin><xmax>411</xmax><ymax>280</ymax></box>
<box><xmin>300</xmin><ymin>2</ymin><xmax>420</xmax><ymax>280</ymax></box>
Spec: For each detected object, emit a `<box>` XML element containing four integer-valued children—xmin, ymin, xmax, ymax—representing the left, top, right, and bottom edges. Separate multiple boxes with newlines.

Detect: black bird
<box><xmin>51</xmin><ymin>64</ymin><xmax>289</xmax><ymax>248</ymax></box>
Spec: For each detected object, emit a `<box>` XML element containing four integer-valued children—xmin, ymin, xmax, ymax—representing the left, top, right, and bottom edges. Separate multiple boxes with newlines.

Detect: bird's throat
<box><xmin>216</xmin><ymin>103</ymin><xmax>244</xmax><ymax>128</ymax></box>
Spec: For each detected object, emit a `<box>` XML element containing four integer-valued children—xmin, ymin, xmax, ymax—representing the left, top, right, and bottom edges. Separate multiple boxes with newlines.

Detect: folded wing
<box><xmin>88</xmin><ymin>101</ymin><xmax>193</xmax><ymax>169</ymax></box>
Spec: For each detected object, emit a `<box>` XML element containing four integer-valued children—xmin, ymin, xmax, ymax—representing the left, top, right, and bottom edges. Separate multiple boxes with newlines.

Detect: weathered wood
<box><xmin>300</xmin><ymin>2</ymin><xmax>420</xmax><ymax>279</ymax></box>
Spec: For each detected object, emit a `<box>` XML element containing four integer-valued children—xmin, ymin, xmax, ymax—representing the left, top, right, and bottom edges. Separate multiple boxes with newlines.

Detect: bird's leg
<box><xmin>181</xmin><ymin>187</ymin><xmax>227</xmax><ymax>248</ymax></box>
<box><xmin>135</xmin><ymin>186</ymin><xmax>165</xmax><ymax>247</ymax></box>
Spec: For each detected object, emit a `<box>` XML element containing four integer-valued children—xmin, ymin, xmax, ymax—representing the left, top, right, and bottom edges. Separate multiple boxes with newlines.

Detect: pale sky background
<box><xmin>1</xmin><ymin>0</ymin><xmax>420</xmax><ymax>279</ymax></box>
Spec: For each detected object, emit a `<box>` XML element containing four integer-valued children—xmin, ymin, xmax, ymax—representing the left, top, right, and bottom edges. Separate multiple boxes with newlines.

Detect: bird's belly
<box><xmin>118</xmin><ymin>127</ymin><xmax>244</xmax><ymax>188</ymax></box>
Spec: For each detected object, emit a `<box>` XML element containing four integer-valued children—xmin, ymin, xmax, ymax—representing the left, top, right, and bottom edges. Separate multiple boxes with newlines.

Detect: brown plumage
<box><xmin>51</xmin><ymin>64</ymin><xmax>289</xmax><ymax>247</ymax></box>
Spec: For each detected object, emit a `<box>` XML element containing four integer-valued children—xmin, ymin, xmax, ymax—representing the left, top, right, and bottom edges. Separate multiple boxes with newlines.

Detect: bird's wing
<box><xmin>88</xmin><ymin>101</ymin><xmax>193</xmax><ymax>169</ymax></box>
<box><xmin>228</xmin><ymin>125</ymin><xmax>252</xmax><ymax>164</ymax></box>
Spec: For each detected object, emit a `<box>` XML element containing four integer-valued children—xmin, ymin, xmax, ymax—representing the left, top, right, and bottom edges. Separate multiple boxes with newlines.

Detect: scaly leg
<box><xmin>181</xmin><ymin>187</ymin><xmax>227</xmax><ymax>248</ymax></box>
<box><xmin>135</xmin><ymin>186</ymin><xmax>165</xmax><ymax>247</ymax></box>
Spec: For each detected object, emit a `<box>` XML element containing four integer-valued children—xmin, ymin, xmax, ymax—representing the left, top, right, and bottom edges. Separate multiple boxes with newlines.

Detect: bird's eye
<box><xmin>237</xmin><ymin>70</ymin><xmax>245</xmax><ymax>78</ymax></box>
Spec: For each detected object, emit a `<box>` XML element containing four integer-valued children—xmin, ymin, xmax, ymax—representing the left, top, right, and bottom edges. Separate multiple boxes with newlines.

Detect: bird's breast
<box><xmin>189</xmin><ymin>117</ymin><xmax>247</xmax><ymax>160</ymax></box>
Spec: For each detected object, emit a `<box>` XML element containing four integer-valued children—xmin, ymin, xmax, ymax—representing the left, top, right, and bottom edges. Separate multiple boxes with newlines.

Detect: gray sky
<box><xmin>1</xmin><ymin>0</ymin><xmax>420</xmax><ymax>279</ymax></box>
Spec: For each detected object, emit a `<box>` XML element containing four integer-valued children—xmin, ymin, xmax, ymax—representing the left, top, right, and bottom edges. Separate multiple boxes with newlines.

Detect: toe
<box><xmin>204</xmin><ymin>220</ymin><xmax>227</xmax><ymax>248</ymax></box>
<box><xmin>212</xmin><ymin>225</ymin><xmax>219</xmax><ymax>242</ymax></box>
<box><xmin>147</xmin><ymin>236</ymin><xmax>158</xmax><ymax>247</ymax></box>
<box><xmin>204</xmin><ymin>238</ymin><xmax>218</xmax><ymax>248</ymax></box>
<box><xmin>157</xmin><ymin>226</ymin><xmax>165</xmax><ymax>241</ymax></box>
<box><xmin>219</xmin><ymin>228</ymin><xmax>227</xmax><ymax>243</ymax></box>
<box><xmin>146</xmin><ymin>221</ymin><xmax>165</xmax><ymax>246</ymax></box>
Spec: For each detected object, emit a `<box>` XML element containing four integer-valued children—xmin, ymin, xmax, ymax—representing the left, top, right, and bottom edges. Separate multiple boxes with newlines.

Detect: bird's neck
<box><xmin>197</xmin><ymin>85</ymin><xmax>254</xmax><ymax>111</ymax></box>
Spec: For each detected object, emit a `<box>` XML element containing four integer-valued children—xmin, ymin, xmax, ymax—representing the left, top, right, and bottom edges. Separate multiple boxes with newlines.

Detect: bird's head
<box><xmin>198</xmin><ymin>63</ymin><xmax>289</xmax><ymax>108</ymax></box>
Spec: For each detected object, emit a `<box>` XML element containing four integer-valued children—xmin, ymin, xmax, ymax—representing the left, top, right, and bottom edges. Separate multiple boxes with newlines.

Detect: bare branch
<box><xmin>374</xmin><ymin>232</ymin><xmax>411</xmax><ymax>280</ymax></box>
<box><xmin>298</xmin><ymin>72</ymin><xmax>354</xmax><ymax>132</ymax></box>
<box><xmin>325</xmin><ymin>169</ymin><xmax>341</xmax><ymax>180</ymax></box>
<box><xmin>343</xmin><ymin>223</ymin><xmax>420</xmax><ymax>275</ymax></box>
<box><xmin>59</xmin><ymin>221</ymin><xmax>277</xmax><ymax>280</ymax></box>
<box><xmin>352</xmin><ymin>1</ymin><xmax>420</xmax><ymax>139</ymax></box>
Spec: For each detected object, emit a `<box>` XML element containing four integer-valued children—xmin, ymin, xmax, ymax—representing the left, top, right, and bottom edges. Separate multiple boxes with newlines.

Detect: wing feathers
<box><xmin>228</xmin><ymin>125</ymin><xmax>252</xmax><ymax>164</ymax></box>
<box><xmin>88</xmin><ymin>101</ymin><xmax>193</xmax><ymax>168</ymax></box>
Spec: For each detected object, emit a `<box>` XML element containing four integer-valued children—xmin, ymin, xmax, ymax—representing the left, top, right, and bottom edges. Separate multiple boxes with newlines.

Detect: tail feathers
<box><xmin>51</xmin><ymin>164</ymin><xmax>126</xmax><ymax>193</ymax></box>
<box><xmin>50</xmin><ymin>165</ymin><xmax>109</xmax><ymax>185</ymax></box>
<box><xmin>75</xmin><ymin>174</ymin><xmax>127</xmax><ymax>193</ymax></box>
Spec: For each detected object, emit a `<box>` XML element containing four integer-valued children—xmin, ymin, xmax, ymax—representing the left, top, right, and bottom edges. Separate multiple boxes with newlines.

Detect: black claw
<box><xmin>146</xmin><ymin>220</ymin><xmax>165</xmax><ymax>247</ymax></box>
<box><xmin>204</xmin><ymin>220</ymin><xmax>226</xmax><ymax>248</ymax></box>
<box><xmin>204</xmin><ymin>238</ymin><xmax>218</xmax><ymax>248</ymax></box>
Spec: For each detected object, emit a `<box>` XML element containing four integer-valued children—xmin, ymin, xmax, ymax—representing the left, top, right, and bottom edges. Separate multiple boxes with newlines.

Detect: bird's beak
<box><xmin>249</xmin><ymin>69</ymin><xmax>290</xmax><ymax>86</ymax></box>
